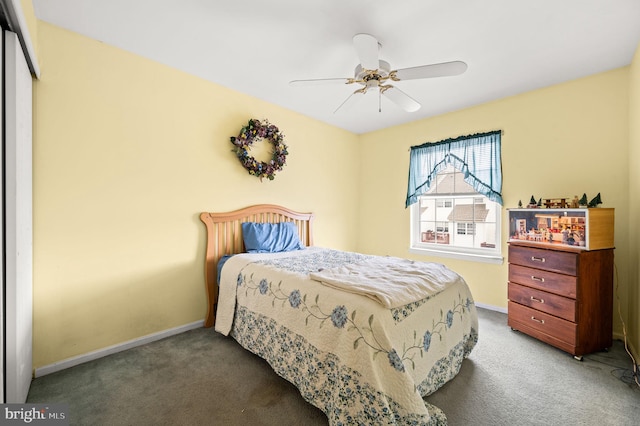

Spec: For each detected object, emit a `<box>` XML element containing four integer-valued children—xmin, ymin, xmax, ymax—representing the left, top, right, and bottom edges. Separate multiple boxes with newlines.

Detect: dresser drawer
<box><xmin>508</xmin><ymin>264</ymin><xmax>577</xmax><ymax>298</ymax></box>
<box><xmin>508</xmin><ymin>283</ymin><xmax>576</xmax><ymax>322</ymax></box>
<box><xmin>509</xmin><ymin>245</ymin><xmax>577</xmax><ymax>275</ymax></box>
<box><xmin>508</xmin><ymin>301</ymin><xmax>577</xmax><ymax>346</ymax></box>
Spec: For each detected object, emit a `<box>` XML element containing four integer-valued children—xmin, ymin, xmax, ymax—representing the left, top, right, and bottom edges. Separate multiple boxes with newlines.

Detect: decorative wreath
<box><xmin>230</xmin><ymin>118</ymin><xmax>288</xmax><ymax>181</ymax></box>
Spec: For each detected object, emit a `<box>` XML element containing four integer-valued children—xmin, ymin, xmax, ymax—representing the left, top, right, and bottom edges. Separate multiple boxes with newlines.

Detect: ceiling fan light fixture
<box><xmin>354</xmin><ymin>60</ymin><xmax>391</xmax><ymax>81</ymax></box>
<box><xmin>291</xmin><ymin>33</ymin><xmax>467</xmax><ymax>114</ymax></box>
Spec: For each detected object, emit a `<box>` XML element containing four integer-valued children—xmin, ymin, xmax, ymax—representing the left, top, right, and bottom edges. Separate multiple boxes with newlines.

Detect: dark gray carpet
<box><xmin>27</xmin><ymin>309</ymin><xmax>640</xmax><ymax>425</ymax></box>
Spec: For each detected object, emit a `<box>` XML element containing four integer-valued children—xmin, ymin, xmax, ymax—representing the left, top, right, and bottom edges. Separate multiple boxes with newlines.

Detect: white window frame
<box><xmin>409</xmin><ymin>194</ymin><xmax>503</xmax><ymax>265</ymax></box>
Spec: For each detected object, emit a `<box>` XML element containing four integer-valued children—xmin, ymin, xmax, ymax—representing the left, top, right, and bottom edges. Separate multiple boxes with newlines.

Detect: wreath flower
<box><xmin>230</xmin><ymin>118</ymin><xmax>288</xmax><ymax>181</ymax></box>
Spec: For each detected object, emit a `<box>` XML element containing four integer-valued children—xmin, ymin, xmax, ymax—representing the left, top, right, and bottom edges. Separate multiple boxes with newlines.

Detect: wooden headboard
<box><xmin>199</xmin><ymin>204</ymin><xmax>315</xmax><ymax>327</ymax></box>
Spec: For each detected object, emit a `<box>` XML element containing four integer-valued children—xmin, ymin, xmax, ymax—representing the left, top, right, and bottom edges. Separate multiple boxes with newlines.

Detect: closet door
<box><xmin>3</xmin><ymin>29</ymin><xmax>33</xmax><ymax>404</ymax></box>
<box><xmin>0</xmin><ymin>26</ymin><xmax>4</xmax><ymax>405</ymax></box>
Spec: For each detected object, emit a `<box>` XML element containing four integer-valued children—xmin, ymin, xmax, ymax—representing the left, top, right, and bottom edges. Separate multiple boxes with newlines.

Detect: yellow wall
<box><xmin>358</xmin><ymin>68</ymin><xmax>631</xmax><ymax>333</ymax></box>
<box><xmin>629</xmin><ymin>44</ymin><xmax>640</xmax><ymax>357</ymax></box>
<box><xmin>29</xmin><ymin>15</ymin><xmax>639</xmax><ymax>367</ymax></box>
<box><xmin>32</xmin><ymin>22</ymin><xmax>360</xmax><ymax>368</ymax></box>
<box><xmin>19</xmin><ymin>0</ymin><xmax>38</xmax><ymax>58</ymax></box>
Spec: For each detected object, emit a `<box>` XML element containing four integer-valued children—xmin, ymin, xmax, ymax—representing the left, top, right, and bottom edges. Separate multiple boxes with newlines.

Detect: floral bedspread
<box><xmin>215</xmin><ymin>247</ymin><xmax>478</xmax><ymax>425</ymax></box>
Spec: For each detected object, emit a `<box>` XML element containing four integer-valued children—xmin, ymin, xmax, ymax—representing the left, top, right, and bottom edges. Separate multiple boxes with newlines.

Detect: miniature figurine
<box><xmin>588</xmin><ymin>193</ymin><xmax>602</xmax><ymax>207</ymax></box>
<box><xmin>518</xmin><ymin>200</ymin><xmax>522</xmax><ymax>208</ymax></box>
<box><xmin>579</xmin><ymin>194</ymin><xmax>588</xmax><ymax>207</ymax></box>
<box><xmin>528</xmin><ymin>196</ymin><xmax>537</xmax><ymax>208</ymax></box>
<box><xmin>570</xmin><ymin>195</ymin><xmax>579</xmax><ymax>208</ymax></box>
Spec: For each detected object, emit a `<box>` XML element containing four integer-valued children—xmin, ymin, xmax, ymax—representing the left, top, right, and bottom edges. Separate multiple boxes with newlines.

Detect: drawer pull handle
<box><xmin>531</xmin><ymin>276</ymin><xmax>545</xmax><ymax>283</ymax></box>
<box><xmin>531</xmin><ymin>256</ymin><xmax>546</xmax><ymax>263</ymax></box>
<box><xmin>530</xmin><ymin>296</ymin><xmax>545</xmax><ymax>304</ymax></box>
<box><xmin>531</xmin><ymin>316</ymin><xmax>545</xmax><ymax>324</ymax></box>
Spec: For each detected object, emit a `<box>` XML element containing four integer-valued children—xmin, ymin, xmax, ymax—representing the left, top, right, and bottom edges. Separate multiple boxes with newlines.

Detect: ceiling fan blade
<box><xmin>381</xmin><ymin>86</ymin><xmax>421</xmax><ymax>112</ymax></box>
<box><xmin>393</xmin><ymin>61</ymin><xmax>468</xmax><ymax>81</ymax></box>
<box><xmin>289</xmin><ymin>78</ymin><xmax>351</xmax><ymax>86</ymax></box>
<box><xmin>353</xmin><ymin>33</ymin><xmax>380</xmax><ymax>70</ymax></box>
<box><xmin>333</xmin><ymin>89</ymin><xmax>366</xmax><ymax>114</ymax></box>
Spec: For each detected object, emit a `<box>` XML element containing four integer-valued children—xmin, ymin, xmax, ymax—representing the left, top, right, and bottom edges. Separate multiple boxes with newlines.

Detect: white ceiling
<box><xmin>32</xmin><ymin>0</ymin><xmax>640</xmax><ymax>134</ymax></box>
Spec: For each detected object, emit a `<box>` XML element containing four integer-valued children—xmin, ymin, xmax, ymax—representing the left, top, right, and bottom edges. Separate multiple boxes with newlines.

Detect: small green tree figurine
<box><xmin>588</xmin><ymin>193</ymin><xmax>602</xmax><ymax>207</ymax></box>
<box><xmin>579</xmin><ymin>193</ymin><xmax>588</xmax><ymax>207</ymax></box>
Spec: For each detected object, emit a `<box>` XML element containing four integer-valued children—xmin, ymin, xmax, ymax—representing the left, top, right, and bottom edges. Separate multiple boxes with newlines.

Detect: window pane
<box><xmin>411</xmin><ymin>166</ymin><xmax>501</xmax><ymax>259</ymax></box>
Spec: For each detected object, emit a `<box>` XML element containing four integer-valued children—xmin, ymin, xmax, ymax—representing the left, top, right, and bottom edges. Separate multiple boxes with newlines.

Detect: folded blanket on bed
<box><xmin>309</xmin><ymin>256</ymin><xmax>462</xmax><ymax>308</ymax></box>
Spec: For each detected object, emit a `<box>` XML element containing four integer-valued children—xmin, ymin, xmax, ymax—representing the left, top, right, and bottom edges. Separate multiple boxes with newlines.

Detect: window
<box><xmin>457</xmin><ymin>222</ymin><xmax>475</xmax><ymax>236</ymax></box>
<box><xmin>406</xmin><ymin>131</ymin><xmax>503</xmax><ymax>263</ymax></box>
<box><xmin>436</xmin><ymin>223</ymin><xmax>449</xmax><ymax>233</ymax></box>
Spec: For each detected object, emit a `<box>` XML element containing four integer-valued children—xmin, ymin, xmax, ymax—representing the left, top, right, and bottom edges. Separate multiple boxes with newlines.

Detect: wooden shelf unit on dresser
<box><xmin>507</xmin><ymin>208</ymin><xmax>615</xmax><ymax>360</ymax></box>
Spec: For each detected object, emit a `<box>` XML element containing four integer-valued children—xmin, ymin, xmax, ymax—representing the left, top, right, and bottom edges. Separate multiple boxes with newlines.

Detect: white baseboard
<box><xmin>474</xmin><ymin>302</ymin><xmax>507</xmax><ymax>314</ymax></box>
<box><xmin>34</xmin><ymin>320</ymin><xmax>204</xmax><ymax>378</ymax></box>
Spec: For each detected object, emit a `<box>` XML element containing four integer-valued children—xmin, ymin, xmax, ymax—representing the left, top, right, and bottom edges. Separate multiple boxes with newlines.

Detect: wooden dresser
<box><xmin>507</xmin><ymin>242</ymin><xmax>614</xmax><ymax>359</ymax></box>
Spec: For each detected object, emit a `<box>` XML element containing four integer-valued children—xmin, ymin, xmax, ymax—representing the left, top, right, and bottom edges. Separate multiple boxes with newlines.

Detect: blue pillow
<box><xmin>242</xmin><ymin>222</ymin><xmax>305</xmax><ymax>253</ymax></box>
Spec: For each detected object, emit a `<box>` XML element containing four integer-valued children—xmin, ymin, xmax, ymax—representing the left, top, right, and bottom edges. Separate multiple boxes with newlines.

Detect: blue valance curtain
<box><xmin>405</xmin><ymin>130</ymin><xmax>503</xmax><ymax>208</ymax></box>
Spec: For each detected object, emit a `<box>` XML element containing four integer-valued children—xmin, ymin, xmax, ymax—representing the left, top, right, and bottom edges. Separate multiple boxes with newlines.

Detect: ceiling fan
<box><xmin>289</xmin><ymin>33</ymin><xmax>467</xmax><ymax>113</ymax></box>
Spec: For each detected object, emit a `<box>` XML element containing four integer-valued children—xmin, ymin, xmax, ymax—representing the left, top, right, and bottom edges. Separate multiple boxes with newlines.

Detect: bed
<box><xmin>200</xmin><ymin>204</ymin><xmax>478</xmax><ymax>425</ymax></box>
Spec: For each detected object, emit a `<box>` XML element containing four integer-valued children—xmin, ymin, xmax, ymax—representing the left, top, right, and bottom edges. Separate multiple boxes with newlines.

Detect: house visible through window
<box><xmin>406</xmin><ymin>131</ymin><xmax>503</xmax><ymax>263</ymax></box>
<box><xmin>413</xmin><ymin>164</ymin><xmax>499</xmax><ymax>250</ymax></box>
